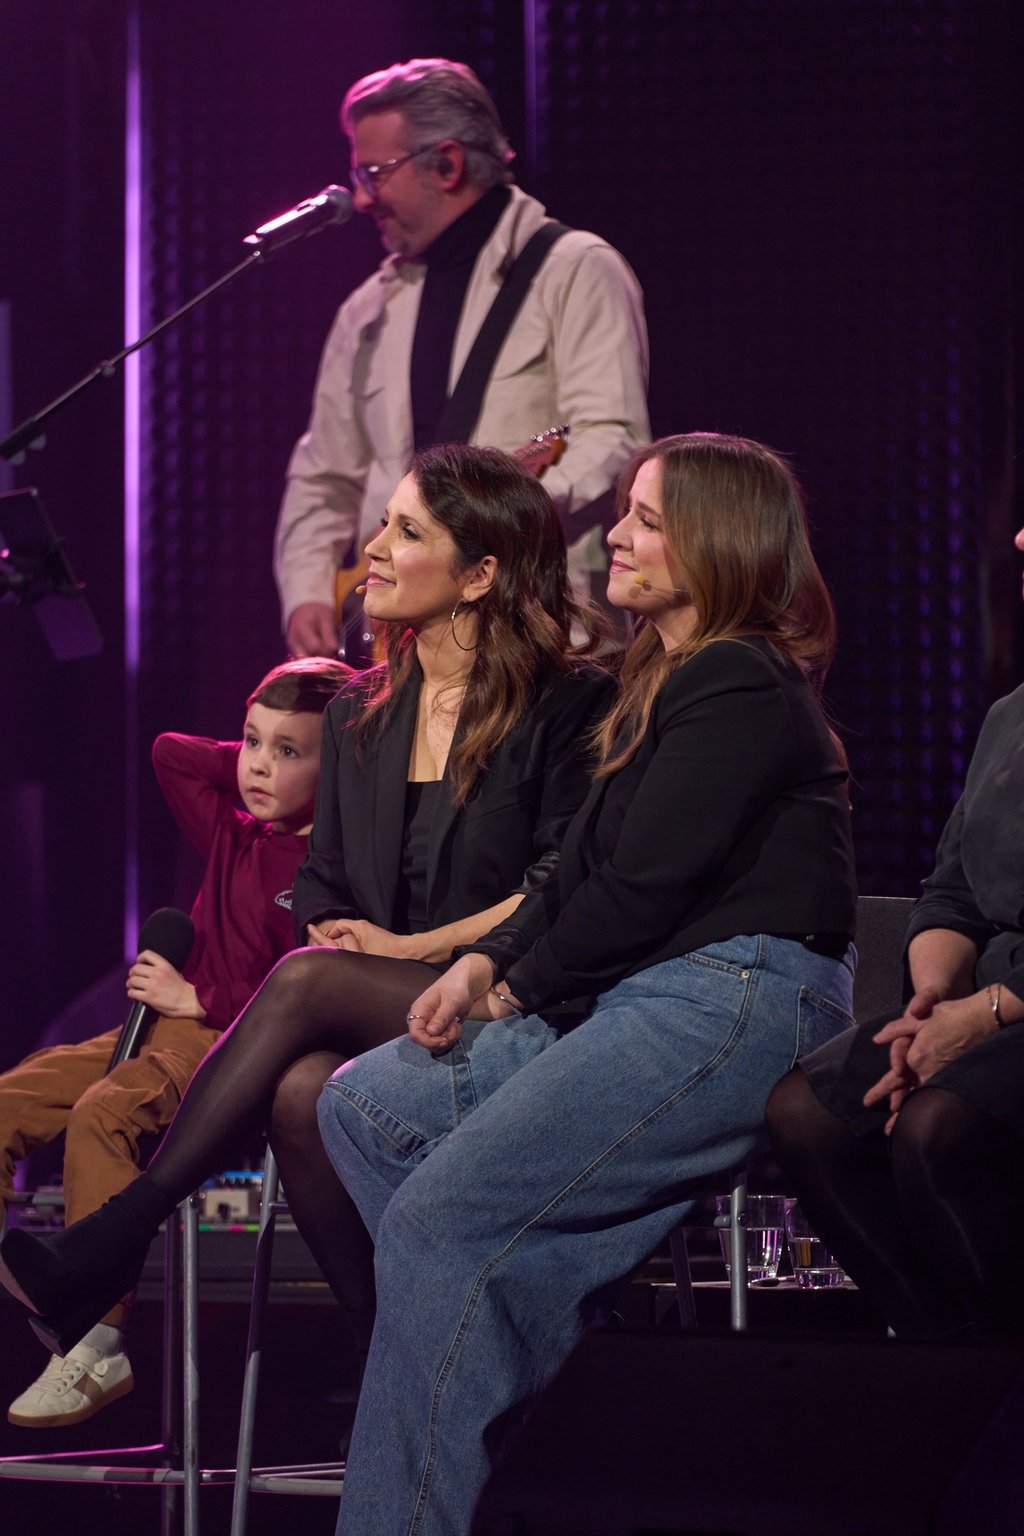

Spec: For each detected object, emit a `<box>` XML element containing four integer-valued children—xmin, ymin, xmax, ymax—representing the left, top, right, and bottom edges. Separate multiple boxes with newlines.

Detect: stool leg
<box><xmin>160</xmin><ymin>1208</ymin><xmax>183</xmax><ymax>1536</ymax></box>
<box><xmin>728</xmin><ymin>1168</ymin><xmax>749</xmax><ymax>1332</ymax></box>
<box><xmin>182</xmin><ymin>1194</ymin><xmax>201</xmax><ymax>1536</ymax></box>
<box><xmin>229</xmin><ymin>1149</ymin><xmax>280</xmax><ymax>1536</ymax></box>
<box><xmin>668</xmin><ymin>1225</ymin><xmax>699</xmax><ymax>1329</ymax></box>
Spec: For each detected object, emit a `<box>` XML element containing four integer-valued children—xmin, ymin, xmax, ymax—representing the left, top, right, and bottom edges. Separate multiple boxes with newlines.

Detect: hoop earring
<box><xmin>450</xmin><ymin>599</ymin><xmax>478</xmax><ymax>652</ymax></box>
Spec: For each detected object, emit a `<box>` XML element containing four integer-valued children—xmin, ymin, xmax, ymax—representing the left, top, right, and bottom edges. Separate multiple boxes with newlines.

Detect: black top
<box><xmin>472</xmin><ymin>637</ymin><xmax>857</xmax><ymax>1013</ymax></box>
<box><xmin>410</xmin><ymin>185</ymin><xmax>512</xmax><ymax>451</ymax></box>
<box><xmin>906</xmin><ymin>680</ymin><xmax>1024</xmax><ymax>999</ymax></box>
<box><xmin>393</xmin><ymin>779</ymin><xmax>447</xmax><ymax>934</ymax></box>
<box><xmin>293</xmin><ymin>661</ymin><xmax>616</xmax><ymax>948</ymax></box>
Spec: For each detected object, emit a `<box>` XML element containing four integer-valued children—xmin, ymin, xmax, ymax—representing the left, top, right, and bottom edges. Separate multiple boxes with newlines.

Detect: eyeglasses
<box><xmin>350</xmin><ymin>143</ymin><xmax>442</xmax><ymax>200</ymax></box>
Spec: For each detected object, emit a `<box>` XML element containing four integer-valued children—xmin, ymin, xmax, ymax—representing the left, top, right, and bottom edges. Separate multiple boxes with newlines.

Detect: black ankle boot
<box><xmin>0</xmin><ymin>1179</ymin><xmax>168</xmax><ymax>1356</ymax></box>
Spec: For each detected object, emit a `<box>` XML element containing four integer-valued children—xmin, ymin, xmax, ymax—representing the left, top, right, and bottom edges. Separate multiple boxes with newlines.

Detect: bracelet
<box><xmin>490</xmin><ymin>987</ymin><xmax>523</xmax><ymax>1015</ymax></box>
<box><xmin>987</xmin><ymin>983</ymin><xmax>1003</xmax><ymax>1027</ymax></box>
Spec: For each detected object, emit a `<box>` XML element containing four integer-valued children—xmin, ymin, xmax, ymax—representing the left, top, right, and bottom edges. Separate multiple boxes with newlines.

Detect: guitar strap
<box><xmin>429</xmin><ymin>220</ymin><xmax>571</xmax><ymax>447</ymax></box>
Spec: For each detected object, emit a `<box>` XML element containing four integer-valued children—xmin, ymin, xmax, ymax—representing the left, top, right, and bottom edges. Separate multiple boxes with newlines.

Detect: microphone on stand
<box><xmin>243</xmin><ymin>185</ymin><xmax>354</xmax><ymax>256</ymax></box>
<box><xmin>107</xmin><ymin>908</ymin><xmax>196</xmax><ymax>1070</ymax></box>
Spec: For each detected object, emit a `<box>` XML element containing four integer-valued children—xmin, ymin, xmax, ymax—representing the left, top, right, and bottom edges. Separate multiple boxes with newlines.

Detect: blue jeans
<box><xmin>317</xmin><ymin>935</ymin><xmax>854</xmax><ymax>1536</ymax></box>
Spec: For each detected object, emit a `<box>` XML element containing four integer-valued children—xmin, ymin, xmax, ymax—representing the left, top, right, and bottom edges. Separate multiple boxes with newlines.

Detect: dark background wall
<box><xmin>1</xmin><ymin>0</ymin><xmax>129</xmax><ymax>1058</ymax></box>
<box><xmin>528</xmin><ymin>0</ymin><xmax>1023</xmax><ymax>884</ymax></box>
<box><xmin>1</xmin><ymin>0</ymin><xmax>1021</xmax><ymax>1069</ymax></box>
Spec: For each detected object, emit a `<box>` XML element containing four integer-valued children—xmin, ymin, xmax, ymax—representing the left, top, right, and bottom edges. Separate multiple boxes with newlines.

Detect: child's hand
<box><xmin>127</xmin><ymin>952</ymin><xmax>204</xmax><ymax>1019</ymax></box>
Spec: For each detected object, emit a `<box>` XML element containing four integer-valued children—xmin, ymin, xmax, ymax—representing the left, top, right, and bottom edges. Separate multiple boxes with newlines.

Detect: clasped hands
<box><xmin>305</xmin><ymin>923</ymin><xmax>523</xmax><ymax>1051</ymax></box>
<box><xmin>307</xmin><ymin>917</ymin><xmax>414</xmax><ymax>958</ymax></box>
<box><xmin>864</xmin><ymin>985</ymin><xmax>999</xmax><ymax>1131</ymax></box>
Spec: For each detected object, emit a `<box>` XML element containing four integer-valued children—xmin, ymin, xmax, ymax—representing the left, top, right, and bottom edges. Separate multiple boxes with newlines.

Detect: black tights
<box><xmin>767</xmin><ymin>1069</ymin><xmax>1024</xmax><ymax>1338</ymax></box>
<box><xmin>142</xmin><ymin>947</ymin><xmax>439</xmax><ymax>1360</ymax></box>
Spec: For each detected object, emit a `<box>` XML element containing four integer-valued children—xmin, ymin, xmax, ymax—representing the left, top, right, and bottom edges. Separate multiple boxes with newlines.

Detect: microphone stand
<box><xmin>1</xmin><ymin>190</ymin><xmax>351</xmax><ymax>653</ymax></box>
<box><xmin>1</xmin><ymin>250</ymin><xmax>263</xmax><ymax>464</ymax></box>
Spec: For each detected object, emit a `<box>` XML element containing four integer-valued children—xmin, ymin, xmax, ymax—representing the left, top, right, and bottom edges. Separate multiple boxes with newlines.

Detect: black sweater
<box><xmin>472</xmin><ymin>637</ymin><xmax>857</xmax><ymax>1013</ymax></box>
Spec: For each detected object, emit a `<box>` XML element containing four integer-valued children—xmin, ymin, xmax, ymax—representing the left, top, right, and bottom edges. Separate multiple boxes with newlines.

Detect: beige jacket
<box><xmin>273</xmin><ymin>187</ymin><xmax>650</xmax><ymax>624</ymax></box>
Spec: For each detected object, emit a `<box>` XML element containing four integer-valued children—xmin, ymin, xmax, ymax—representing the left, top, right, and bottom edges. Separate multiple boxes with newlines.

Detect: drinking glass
<box><xmin>715</xmin><ymin>1193</ymin><xmax>787</xmax><ymax>1282</ymax></box>
<box><xmin>784</xmin><ymin>1198</ymin><xmax>846</xmax><ymax>1288</ymax></box>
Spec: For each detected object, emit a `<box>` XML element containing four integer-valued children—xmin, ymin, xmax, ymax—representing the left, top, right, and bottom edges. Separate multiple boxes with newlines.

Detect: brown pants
<box><xmin>0</xmin><ymin>1015</ymin><xmax>220</xmax><ymax>1224</ymax></box>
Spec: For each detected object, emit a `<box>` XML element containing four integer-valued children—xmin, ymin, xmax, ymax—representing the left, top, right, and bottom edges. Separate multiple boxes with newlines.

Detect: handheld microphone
<box><xmin>108</xmin><ymin>908</ymin><xmax>196</xmax><ymax>1070</ymax></box>
<box><xmin>243</xmin><ymin>185</ymin><xmax>354</xmax><ymax>256</ymax></box>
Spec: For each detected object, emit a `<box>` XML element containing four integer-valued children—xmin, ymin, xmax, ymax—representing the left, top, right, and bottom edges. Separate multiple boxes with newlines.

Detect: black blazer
<box><xmin>474</xmin><ymin>637</ymin><xmax>857</xmax><ymax>1012</ymax></box>
<box><xmin>293</xmin><ymin>662</ymin><xmax>615</xmax><ymax>945</ymax></box>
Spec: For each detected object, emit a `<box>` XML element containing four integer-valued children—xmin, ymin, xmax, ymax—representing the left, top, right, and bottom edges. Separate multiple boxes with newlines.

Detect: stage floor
<box><xmin>0</xmin><ymin>1225</ymin><xmax>885</xmax><ymax>1535</ymax></box>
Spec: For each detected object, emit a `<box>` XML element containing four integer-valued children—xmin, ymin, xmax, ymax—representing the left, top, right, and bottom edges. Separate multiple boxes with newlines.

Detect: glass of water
<box><xmin>715</xmin><ymin>1193</ymin><xmax>787</xmax><ymax>1282</ymax></box>
<box><xmin>784</xmin><ymin>1199</ymin><xmax>846</xmax><ymax>1288</ymax></box>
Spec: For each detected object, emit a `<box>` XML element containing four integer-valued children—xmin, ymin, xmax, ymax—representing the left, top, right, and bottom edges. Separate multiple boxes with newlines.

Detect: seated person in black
<box><xmin>768</xmin><ymin>524</ymin><xmax>1024</xmax><ymax>1338</ymax></box>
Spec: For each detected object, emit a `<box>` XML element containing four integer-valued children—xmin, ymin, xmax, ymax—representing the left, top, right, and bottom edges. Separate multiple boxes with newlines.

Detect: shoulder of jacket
<box><xmin>490</xmin><ymin>189</ymin><xmax>605</xmax><ymax>264</ymax></box>
<box><xmin>530</xmin><ymin>660</ymin><xmax>615</xmax><ymax>707</ymax></box>
<box><xmin>984</xmin><ymin>682</ymin><xmax>1024</xmax><ymax>730</ymax></box>
<box><xmin>966</xmin><ymin>684</ymin><xmax>1024</xmax><ymax>774</ymax></box>
<box><xmin>658</xmin><ymin>638</ymin><xmax>789</xmax><ymax>703</ymax></box>
<box><xmin>547</xmin><ymin>226</ymin><xmax>616</xmax><ymax>257</ymax></box>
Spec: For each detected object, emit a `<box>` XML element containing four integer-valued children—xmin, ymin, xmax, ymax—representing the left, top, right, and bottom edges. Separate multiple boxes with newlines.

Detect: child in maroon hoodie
<box><xmin>0</xmin><ymin>656</ymin><xmax>349</xmax><ymax>1427</ymax></box>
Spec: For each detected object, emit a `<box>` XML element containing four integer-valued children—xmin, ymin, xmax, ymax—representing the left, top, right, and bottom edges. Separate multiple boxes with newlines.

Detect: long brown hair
<box><xmin>595</xmin><ymin>433</ymin><xmax>840</xmax><ymax>774</ymax></box>
<box><xmin>356</xmin><ymin>443</ymin><xmax>604</xmax><ymax>804</ymax></box>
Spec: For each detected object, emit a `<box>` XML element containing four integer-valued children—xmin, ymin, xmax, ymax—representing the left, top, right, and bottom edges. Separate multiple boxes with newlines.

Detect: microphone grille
<box><xmin>137</xmin><ymin>907</ymin><xmax>196</xmax><ymax>971</ymax></box>
<box><xmin>323</xmin><ymin>185</ymin><xmax>354</xmax><ymax>224</ymax></box>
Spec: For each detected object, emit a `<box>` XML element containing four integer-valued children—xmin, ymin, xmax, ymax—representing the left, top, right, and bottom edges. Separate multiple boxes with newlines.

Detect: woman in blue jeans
<box><xmin>317</xmin><ymin>431</ymin><xmax>859</xmax><ymax>1536</ymax></box>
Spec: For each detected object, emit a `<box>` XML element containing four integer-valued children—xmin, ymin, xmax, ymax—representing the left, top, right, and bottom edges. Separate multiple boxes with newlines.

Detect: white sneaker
<box><xmin>8</xmin><ymin>1340</ymin><xmax>134</xmax><ymax>1427</ymax></box>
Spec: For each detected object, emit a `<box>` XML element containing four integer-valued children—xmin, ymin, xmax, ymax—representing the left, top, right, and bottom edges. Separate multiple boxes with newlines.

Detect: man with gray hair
<box><xmin>274</xmin><ymin>58</ymin><xmax>650</xmax><ymax>657</ymax></box>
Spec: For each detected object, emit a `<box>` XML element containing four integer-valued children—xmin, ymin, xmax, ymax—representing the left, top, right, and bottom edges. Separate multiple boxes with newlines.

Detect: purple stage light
<box><xmin>123</xmin><ymin>0</ymin><xmax>142</xmax><ymax>961</ymax></box>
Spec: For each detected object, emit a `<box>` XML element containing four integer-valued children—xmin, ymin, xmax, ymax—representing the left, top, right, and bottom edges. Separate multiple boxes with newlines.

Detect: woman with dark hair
<box><xmin>312</xmin><ymin>431</ymin><xmax>858</xmax><ymax>1535</ymax></box>
<box><xmin>0</xmin><ymin>443</ymin><xmax>613</xmax><ymax>1367</ymax></box>
<box><xmin>767</xmin><ymin>522</ymin><xmax>1024</xmax><ymax>1342</ymax></box>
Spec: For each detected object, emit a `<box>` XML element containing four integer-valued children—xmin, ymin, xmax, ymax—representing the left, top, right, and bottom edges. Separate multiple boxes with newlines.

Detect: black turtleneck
<box><xmin>410</xmin><ymin>184</ymin><xmax>512</xmax><ymax>451</ymax></box>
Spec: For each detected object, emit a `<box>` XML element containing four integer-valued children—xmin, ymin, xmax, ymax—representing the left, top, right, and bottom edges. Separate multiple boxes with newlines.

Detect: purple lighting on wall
<box><xmin>523</xmin><ymin>0</ymin><xmax>540</xmax><ymax>175</ymax></box>
<box><xmin>123</xmin><ymin>0</ymin><xmax>142</xmax><ymax>960</ymax></box>
<box><xmin>0</xmin><ymin>303</ymin><xmax>12</xmax><ymax>494</ymax></box>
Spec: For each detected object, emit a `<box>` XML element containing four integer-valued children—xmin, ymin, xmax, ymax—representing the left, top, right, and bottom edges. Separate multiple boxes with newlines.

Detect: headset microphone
<box><xmin>628</xmin><ymin>576</ymin><xmax>692</xmax><ymax>599</ymax></box>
